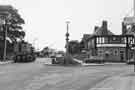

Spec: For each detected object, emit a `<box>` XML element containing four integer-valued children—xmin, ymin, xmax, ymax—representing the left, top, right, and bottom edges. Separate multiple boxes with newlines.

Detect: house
<box><xmin>82</xmin><ymin>21</ymin><xmax>135</xmax><ymax>62</ymax></box>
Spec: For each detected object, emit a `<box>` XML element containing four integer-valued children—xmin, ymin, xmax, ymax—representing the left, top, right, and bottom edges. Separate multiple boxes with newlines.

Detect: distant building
<box><xmin>81</xmin><ymin>21</ymin><xmax>135</xmax><ymax>62</ymax></box>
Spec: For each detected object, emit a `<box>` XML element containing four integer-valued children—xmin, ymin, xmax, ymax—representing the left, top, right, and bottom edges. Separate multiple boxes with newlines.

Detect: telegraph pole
<box><xmin>3</xmin><ymin>22</ymin><xmax>7</xmax><ymax>61</ymax></box>
<box><xmin>3</xmin><ymin>13</ymin><xmax>11</xmax><ymax>61</ymax></box>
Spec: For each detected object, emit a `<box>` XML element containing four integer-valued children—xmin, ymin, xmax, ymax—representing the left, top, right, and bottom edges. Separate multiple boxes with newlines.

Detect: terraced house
<box><xmin>81</xmin><ymin>21</ymin><xmax>135</xmax><ymax>62</ymax></box>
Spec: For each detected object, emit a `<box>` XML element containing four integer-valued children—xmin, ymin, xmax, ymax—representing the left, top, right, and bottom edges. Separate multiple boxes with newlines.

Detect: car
<box><xmin>50</xmin><ymin>53</ymin><xmax>65</xmax><ymax>64</ymax></box>
<box><xmin>84</xmin><ymin>56</ymin><xmax>105</xmax><ymax>64</ymax></box>
<box><xmin>126</xmin><ymin>58</ymin><xmax>135</xmax><ymax>64</ymax></box>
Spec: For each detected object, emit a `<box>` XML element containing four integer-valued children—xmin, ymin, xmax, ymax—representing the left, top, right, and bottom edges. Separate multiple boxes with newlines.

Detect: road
<box><xmin>0</xmin><ymin>58</ymin><xmax>134</xmax><ymax>90</ymax></box>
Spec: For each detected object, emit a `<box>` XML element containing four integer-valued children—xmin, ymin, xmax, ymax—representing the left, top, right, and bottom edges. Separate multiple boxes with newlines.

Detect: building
<box><xmin>82</xmin><ymin>21</ymin><xmax>135</xmax><ymax>62</ymax></box>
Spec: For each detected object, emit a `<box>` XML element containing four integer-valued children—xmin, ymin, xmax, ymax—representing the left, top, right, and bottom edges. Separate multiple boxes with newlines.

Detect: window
<box><xmin>133</xmin><ymin>38</ymin><xmax>134</xmax><ymax>44</ymax></box>
<box><xmin>124</xmin><ymin>37</ymin><xmax>127</xmax><ymax>43</ymax></box>
<box><xmin>113</xmin><ymin>37</ymin><xmax>116</xmax><ymax>40</ymax></box>
<box><xmin>102</xmin><ymin>37</ymin><xmax>105</xmax><ymax>43</ymax></box>
<box><xmin>98</xmin><ymin>50</ymin><xmax>103</xmax><ymax>56</ymax></box>
<box><xmin>88</xmin><ymin>42</ymin><xmax>91</xmax><ymax>49</ymax></box>
<box><xmin>114</xmin><ymin>49</ymin><xmax>118</xmax><ymax>56</ymax></box>
<box><xmin>96</xmin><ymin>37</ymin><xmax>99</xmax><ymax>44</ymax></box>
<box><xmin>99</xmin><ymin>37</ymin><xmax>102</xmax><ymax>44</ymax></box>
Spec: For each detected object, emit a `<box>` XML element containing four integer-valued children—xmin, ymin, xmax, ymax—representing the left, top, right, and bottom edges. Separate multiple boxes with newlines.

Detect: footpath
<box><xmin>73</xmin><ymin>58</ymin><xmax>126</xmax><ymax>66</ymax></box>
<box><xmin>0</xmin><ymin>60</ymin><xmax>13</xmax><ymax>65</ymax></box>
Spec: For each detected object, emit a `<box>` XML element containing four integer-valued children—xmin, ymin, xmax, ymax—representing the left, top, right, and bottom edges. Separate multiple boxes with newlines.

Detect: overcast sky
<box><xmin>0</xmin><ymin>0</ymin><xmax>133</xmax><ymax>51</ymax></box>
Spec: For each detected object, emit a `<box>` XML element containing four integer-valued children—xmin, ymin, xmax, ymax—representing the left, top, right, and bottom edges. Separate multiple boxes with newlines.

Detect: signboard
<box><xmin>123</xmin><ymin>17</ymin><xmax>135</xmax><ymax>25</ymax></box>
<box><xmin>97</xmin><ymin>44</ymin><xmax>126</xmax><ymax>47</ymax></box>
<box><xmin>131</xmin><ymin>47</ymin><xmax>135</xmax><ymax>50</ymax></box>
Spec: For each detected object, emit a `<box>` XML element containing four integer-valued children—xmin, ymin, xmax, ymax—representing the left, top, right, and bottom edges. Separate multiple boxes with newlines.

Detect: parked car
<box><xmin>126</xmin><ymin>58</ymin><xmax>135</xmax><ymax>64</ymax></box>
<box><xmin>84</xmin><ymin>56</ymin><xmax>105</xmax><ymax>64</ymax></box>
<box><xmin>50</xmin><ymin>53</ymin><xmax>65</xmax><ymax>64</ymax></box>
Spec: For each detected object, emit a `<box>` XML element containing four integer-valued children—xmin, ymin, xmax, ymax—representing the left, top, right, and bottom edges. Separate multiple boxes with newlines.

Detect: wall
<box><xmin>97</xmin><ymin>47</ymin><xmax>126</xmax><ymax>62</ymax></box>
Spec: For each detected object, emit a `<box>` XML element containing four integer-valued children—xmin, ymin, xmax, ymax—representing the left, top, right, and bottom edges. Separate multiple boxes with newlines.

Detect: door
<box><xmin>120</xmin><ymin>51</ymin><xmax>124</xmax><ymax>62</ymax></box>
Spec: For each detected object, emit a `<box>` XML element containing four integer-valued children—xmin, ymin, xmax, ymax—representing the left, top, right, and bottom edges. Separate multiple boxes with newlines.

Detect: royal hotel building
<box><xmin>81</xmin><ymin>21</ymin><xmax>135</xmax><ymax>62</ymax></box>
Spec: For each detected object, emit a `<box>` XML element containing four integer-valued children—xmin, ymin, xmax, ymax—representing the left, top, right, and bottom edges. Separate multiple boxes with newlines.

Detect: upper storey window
<box><xmin>96</xmin><ymin>37</ymin><xmax>105</xmax><ymax>44</ymax></box>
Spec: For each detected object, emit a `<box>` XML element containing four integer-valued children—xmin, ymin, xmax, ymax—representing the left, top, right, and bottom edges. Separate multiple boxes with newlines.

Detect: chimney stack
<box><xmin>102</xmin><ymin>20</ymin><xmax>108</xmax><ymax>35</ymax></box>
<box><xmin>94</xmin><ymin>26</ymin><xmax>99</xmax><ymax>32</ymax></box>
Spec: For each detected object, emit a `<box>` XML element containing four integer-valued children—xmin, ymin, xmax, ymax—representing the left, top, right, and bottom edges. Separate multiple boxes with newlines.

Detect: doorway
<box><xmin>120</xmin><ymin>51</ymin><xmax>124</xmax><ymax>62</ymax></box>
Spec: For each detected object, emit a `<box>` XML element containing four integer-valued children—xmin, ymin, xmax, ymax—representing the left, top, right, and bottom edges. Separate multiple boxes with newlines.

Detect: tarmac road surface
<box><xmin>0</xmin><ymin>57</ymin><xmax>134</xmax><ymax>90</ymax></box>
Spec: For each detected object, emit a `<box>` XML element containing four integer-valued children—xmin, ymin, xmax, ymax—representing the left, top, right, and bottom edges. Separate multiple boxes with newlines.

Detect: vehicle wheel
<box><xmin>27</xmin><ymin>55</ymin><xmax>33</xmax><ymax>62</ymax></box>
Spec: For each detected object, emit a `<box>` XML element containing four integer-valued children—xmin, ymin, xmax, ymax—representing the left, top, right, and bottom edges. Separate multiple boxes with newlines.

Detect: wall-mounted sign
<box><xmin>97</xmin><ymin>44</ymin><xmax>126</xmax><ymax>47</ymax></box>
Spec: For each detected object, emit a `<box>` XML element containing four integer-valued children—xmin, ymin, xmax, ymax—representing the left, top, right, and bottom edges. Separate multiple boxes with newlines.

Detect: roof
<box><xmin>0</xmin><ymin>5</ymin><xmax>13</xmax><ymax>11</ymax></box>
<box><xmin>93</xmin><ymin>27</ymin><xmax>114</xmax><ymax>36</ymax></box>
<box><xmin>82</xmin><ymin>34</ymin><xmax>93</xmax><ymax>41</ymax></box>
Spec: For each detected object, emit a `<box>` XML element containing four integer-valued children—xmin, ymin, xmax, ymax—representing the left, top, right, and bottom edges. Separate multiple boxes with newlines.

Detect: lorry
<box><xmin>13</xmin><ymin>41</ymin><xmax>36</xmax><ymax>62</ymax></box>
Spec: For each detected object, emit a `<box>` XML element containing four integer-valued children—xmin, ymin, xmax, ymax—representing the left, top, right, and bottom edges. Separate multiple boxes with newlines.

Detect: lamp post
<box><xmin>65</xmin><ymin>21</ymin><xmax>70</xmax><ymax>54</ymax></box>
<box><xmin>64</xmin><ymin>21</ymin><xmax>70</xmax><ymax>64</ymax></box>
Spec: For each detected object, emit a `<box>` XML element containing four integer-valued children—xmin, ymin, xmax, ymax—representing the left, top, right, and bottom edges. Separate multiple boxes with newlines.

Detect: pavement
<box><xmin>74</xmin><ymin>58</ymin><xmax>104</xmax><ymax>66</ymax></box>
<box><xmin>36</xmin><ymin>57</ymin><xmax>126</xmax><ymax>66</ymax></box>
<box><xmin>74</xmin><ymin>58</ymin><xmax>126</xmax><ymax>66</ymax></box>
<box><xmin>0</xmin><ymin>60</ymin><xmax>13</xmax><ymax>65</ymax></box>
<box><xmin>90</xmin><ymin>72</ymin><xmax>135</xmax><ymax>90</ymax></box>
<box><xmin>35</xmin><ymin>57</ymin><xmax>52</xmax><ymax>65</ymax></box>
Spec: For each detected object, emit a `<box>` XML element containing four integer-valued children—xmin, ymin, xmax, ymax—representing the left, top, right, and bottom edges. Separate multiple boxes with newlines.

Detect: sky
<box><xmin>0</xmin><ymin>0</ymin><xmax>133</xmax><ymax>51</ymax></box>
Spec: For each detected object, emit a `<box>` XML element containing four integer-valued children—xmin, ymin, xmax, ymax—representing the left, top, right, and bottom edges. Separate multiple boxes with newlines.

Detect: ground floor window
<box><xmin>114</xmin><ymin>49</ymin><xmax>118</xmax><ymax>56</ymax></box>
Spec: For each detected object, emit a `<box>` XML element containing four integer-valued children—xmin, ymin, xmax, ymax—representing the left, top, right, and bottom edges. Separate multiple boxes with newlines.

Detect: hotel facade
<box><xmin>81</xmin><ymin>21</ymin><xmax>135</xmax><ymax>62</ymax></box>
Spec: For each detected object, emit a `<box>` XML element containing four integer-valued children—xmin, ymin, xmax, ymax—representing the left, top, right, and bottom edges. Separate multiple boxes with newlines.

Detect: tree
<box><xmin>0</xmin><ymin>5</ymin><xmax>25</xmax><ymax>43</ymax></box>
<box><xmin>0</xmin><ymin>5</ymin><xmax>25</xmax><ymax>58</ymax></box>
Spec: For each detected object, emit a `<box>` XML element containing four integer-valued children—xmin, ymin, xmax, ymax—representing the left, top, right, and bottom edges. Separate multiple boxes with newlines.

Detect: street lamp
<box><xmin>63</xmin><ymin>21</ymin><xmax>70</xmax><ymax>65</ymax></box>
<box><xmin>65</xmin><ymin>21</ymin><xmax>70</xmax><ymax>54</ymax></box>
